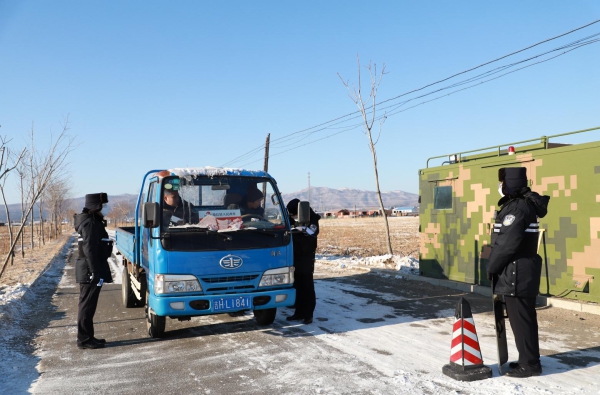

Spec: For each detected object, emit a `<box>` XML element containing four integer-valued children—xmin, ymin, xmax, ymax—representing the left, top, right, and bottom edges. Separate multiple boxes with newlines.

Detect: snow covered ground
<box><xmin>2</xmin><ymin>235</ymin><xmax>600</xmax><ymax>394</ymax></box>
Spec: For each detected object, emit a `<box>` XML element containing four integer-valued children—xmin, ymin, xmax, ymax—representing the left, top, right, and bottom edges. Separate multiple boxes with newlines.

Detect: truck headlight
<box><xmin>154</xmin><ymin>274</ymin><xmax>202</xmax><ymax>294</ymax></box>
<box><xmin>259</xmin><ymin>267</ymin><xmax>294</xmax><ymax>287</ymax></box>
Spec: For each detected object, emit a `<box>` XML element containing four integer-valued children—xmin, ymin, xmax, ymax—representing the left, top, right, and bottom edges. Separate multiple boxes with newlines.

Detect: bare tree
<box><xmin>43</xmin><ymin>177</ymin><xmax>72</xmax><ymax>239</ymax></box>
<box><xmin>110</xmin><ymin>199</ymin><xmax>125</xmax><ymax>227</ymax></box>
<box><xmin>338</xmin><ymin>55</ymin><xmax>393</xmax><ymax>255</ymax></box>
<box><xmin>0</xmin><ymin>136</ymin><xmax>27</xmax><ymax>266</ymax></box>
<box><xmin>28</xmin><ymin>125</ymin><xmax>35</xmax><ymax>250</ymax></box>
<box><xmin>0</xmin><ymin>118</ymin><xmax>76</xmax><ymax>280</ymax></box>
<box><xmin>16</xmin><ymin>154</ymin><xmax>31</xmax><ymax>258</ymax></box>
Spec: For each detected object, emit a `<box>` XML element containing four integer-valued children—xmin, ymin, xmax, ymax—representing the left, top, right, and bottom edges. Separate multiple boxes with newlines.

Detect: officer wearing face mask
<box><xmin>74</xmin><ymin>193</ymin><xmax>114</xmax><ymax>349</ymax></box>
<box><xmin>486</xmin><ymin>168</ymin><xmax>550</xmax><ymax>377</ymax></box>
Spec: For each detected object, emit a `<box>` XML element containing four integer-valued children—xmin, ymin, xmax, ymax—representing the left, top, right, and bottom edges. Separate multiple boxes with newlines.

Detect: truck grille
<box><xmin>201</xmin><ymin>275</ymin><xmax>259</xmax><ymax>283</ymax></box>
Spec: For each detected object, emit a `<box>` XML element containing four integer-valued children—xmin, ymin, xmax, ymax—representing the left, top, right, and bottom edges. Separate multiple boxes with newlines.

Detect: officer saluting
<box><xmin>487</xmin><ymin>167</ymin><xmax>550</xmax><ymax>377</ymax></box>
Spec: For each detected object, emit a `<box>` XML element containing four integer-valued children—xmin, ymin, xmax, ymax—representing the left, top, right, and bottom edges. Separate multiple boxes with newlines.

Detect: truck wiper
<box><xmin>242</xmin><ymin>228</ymin><xmax>278</xmax><ymax>238</ymax></box>
<box><xmin>167</xmin><ymin>227</ymin><xmax>232</xmax><ymax>240</ymax></box>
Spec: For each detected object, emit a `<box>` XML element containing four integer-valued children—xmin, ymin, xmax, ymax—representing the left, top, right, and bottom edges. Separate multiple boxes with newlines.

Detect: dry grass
<box><xmin>0</xmin><ymin>224</ymin><xmax>70</xmax><ymax>255</ymax></box>
<box><xmin>0</xmin><ymin>233</ymin><xmax>71</xmax><ymax>287</ymax></box>
<box><xmin>0</xmin><ymin>225</ymin><xmax>72</xmax><ymax>287</ymax></box>
<box><xmin>317</xmin><ymin>216</ymin><xmax>419</xmax><ymax>258</ymax></box>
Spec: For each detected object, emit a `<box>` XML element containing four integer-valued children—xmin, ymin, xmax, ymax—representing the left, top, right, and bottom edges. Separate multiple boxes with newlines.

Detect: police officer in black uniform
<box><xmin>486</xmin><ymin>167</ymin><xmax>550</xmax><ymax>377</ymax></box>
<box><xmin>286</xmin><ymin>198</ymin><xmax>320</xmax><ymax>324</ymax></box>
<box><xmin>74</xmin><ymin>193</ymin><xmax>113</xmax><ymax>349</ymax></box>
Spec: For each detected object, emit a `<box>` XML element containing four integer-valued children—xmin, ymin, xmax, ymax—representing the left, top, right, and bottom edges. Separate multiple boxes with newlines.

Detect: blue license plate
<box><xmin>213</xmin><ymin>296</ymin><xmax>252</xmax><ymax>312</ymax></box>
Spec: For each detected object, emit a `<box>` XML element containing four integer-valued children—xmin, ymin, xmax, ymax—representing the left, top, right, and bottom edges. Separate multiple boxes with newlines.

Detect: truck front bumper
<box><xmin>149</xmin><ymin>288</ymin><xmax>296</xmax><ymax>317</ymax></box>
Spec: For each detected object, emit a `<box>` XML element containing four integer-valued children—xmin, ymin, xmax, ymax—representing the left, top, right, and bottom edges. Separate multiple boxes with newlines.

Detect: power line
<box><xmin>280</xmin><ymin>33</ymin><xmax>600</xmax><ymax>153</ymax></box>
<box><xmin>376</xmin><ymin>19</ymin><xmax>600</xmax><ymax>107</ymax></box>
<box><xmin>222</xmin><ymin>19</ymin><xmax>600</xmax><ymax>168</ymax></box>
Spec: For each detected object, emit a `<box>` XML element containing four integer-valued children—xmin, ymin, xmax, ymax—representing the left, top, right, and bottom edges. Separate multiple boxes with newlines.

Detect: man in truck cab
<box><xmin>240</xmin><ymin>187</ymin><xmax>265</xmax><ymax>217</ymax></box>
<box><xmin>162</xmin><ymin>183</ymin><xmax>198</xmax><ymax>228</ymax></box>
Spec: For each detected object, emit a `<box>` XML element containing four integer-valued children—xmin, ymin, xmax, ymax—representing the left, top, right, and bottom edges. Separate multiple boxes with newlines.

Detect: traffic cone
<box><xmin>442</xmin><ymin>297</ymin><xmax>492</xmax><ymax>381</ymax></box>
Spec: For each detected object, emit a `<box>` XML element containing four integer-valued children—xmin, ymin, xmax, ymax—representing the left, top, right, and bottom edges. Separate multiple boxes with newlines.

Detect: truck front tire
<box><xmin>146</xmin><ymin>290</ymin><xmax>166</xmax><ymax>338</ymax></box>
<box><xmin>254</xmin><ymin>308</ymin><xmax>276</xmax><ymax>326</ymax></box>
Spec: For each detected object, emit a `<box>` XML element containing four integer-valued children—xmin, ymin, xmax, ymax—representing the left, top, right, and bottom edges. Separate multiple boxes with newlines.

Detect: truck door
<box><xmin>141</xmin><ymin>181</ymin><xmax>157</xmax><ymax>269</ymax></box>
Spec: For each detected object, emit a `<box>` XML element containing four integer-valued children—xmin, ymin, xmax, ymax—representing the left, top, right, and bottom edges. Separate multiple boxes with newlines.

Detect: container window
<box><xmin>434</xmin><ymin>186</ymin><xmax>452</xmax><ymax>210</ymax></box>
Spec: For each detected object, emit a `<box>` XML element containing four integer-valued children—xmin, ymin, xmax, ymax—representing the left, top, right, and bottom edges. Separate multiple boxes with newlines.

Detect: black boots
<box><xmin>505</xmin><ymin>363</ymin><xmax>542</xmax><ymax>377</ymax></box>
<box><xmin>286</xmin><ymin>314</ymin><xmax>313</xmax><ymax>324</ymax></box>
<box><xmin>77</xmin><ymin>338</ymin><xmax>105</xmax><ymax>349</ymax></box>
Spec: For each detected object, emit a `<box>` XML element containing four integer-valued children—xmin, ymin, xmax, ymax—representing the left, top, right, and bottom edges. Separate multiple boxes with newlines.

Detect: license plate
<box><xmin>213</xmin><ymin>296</ymin><xmax>252</xmax><ymax>312</ymax></box>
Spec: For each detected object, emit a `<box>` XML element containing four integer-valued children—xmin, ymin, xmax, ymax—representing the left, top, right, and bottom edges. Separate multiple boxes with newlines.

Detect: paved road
<box><xmin>22</xmin><ymin>239</ymin><xmax>600</xmax><ymax>394</ymax></box>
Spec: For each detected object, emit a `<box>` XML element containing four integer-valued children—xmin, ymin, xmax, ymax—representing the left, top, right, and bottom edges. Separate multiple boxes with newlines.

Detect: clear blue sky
<box><xmin>1</xmin><ymin>1</ymin><xmax>599</xmax><ymax>205</ymax></box>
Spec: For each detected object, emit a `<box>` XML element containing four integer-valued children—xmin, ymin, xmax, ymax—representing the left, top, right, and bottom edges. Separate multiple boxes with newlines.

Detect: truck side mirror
<box><xmin>142</xmin><ymin>202</ymin><xmax>160</xmax><ymax>228</ymax></box>
<box><xmin>297</xmin><ymin>201</ymin><xmax>310</xmax><ymax>224</ymax></box>
<box><xmin>271</xmin><ymin>193</ymin><xmax>279</xmax><ymax>206</ymax></box>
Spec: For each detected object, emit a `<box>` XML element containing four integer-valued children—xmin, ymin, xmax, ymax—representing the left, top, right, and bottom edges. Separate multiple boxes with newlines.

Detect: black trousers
<box><xmin>505</xmin><ymin>296</ymin><xmax>540</xmax><ymax>366</ymax></box>
<box><xmin>77</xmin><ymin>283</ymin><xmax>102</xmax><ymax>343</ymax></box>
<box><xmin>294</xmin><ymin>271</ymin><xmax>316</xmax><ymax>319</ymax></box>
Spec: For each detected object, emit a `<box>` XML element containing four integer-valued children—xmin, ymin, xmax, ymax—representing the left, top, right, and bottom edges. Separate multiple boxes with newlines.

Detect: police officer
<box><xmin>486</xmin><ymin>167</ymin><xmax>550</xmax><ymax>377</ymax></box>
<box><xmin>74</xmin><ymin>193</ymin><xmax>113</xmax><ymax>349</ymax></box>
<box><xmin>286</xmin><ymin>198</ymin><xmax>320</xmax><ymax>324</ymax></box>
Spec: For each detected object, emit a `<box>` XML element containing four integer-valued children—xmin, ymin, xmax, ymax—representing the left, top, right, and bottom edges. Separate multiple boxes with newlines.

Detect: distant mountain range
<box><xmin>0</xmin><ymin>187</ymin><xmax>417</xmax><ymax>222</ymax></box>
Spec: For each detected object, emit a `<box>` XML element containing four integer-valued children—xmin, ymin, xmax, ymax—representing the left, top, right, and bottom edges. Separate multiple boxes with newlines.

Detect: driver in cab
<box><xmin>162</xmin><ymin>181</ymin><xmax>198</xmax><ymax>228</ymax></box>
<box><xmin>241</xmin><ymin>187</ymin><xmax>264</xmax><ymax>217</ymax></box>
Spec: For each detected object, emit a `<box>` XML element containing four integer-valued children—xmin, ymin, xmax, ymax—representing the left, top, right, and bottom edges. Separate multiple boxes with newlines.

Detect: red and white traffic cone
<box><xmin>442</xmin><ymin>297</ymin><xmax>492</xmax><ymax>381</ymax></box>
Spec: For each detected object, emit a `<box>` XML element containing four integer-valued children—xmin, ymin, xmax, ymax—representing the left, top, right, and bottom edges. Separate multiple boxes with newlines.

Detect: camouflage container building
<box><xmin>419</xmin><ymin>127</ymin><xmax>600</xmax><ymax>302</ymax></box>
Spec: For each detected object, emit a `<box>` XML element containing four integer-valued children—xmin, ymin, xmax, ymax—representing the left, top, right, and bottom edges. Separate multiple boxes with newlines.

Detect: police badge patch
<box><xmin>503</xmin><ymin>214</ymin><xmax>516</xmax><ymax>226</ymax></box>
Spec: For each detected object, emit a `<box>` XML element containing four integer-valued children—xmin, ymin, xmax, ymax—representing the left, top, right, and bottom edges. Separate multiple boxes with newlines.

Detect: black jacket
<box><xmin>74</xmin><ymin>210</ymin><xmax>113</xmax><ymax>284</ymax></box>
<box><xmin>162</xmin><ymin>197</ymin><xmax>198</xmax><ymax>227</ymax></box>
<box><xmin>290</xmin><ymin>209</ymin><xmax>321</xmax><ymax>274</ymax></box>
<box><xmin>487</xmin><ymin>188</ymin><xmax>549</xmax><ymax>297</ymax></box>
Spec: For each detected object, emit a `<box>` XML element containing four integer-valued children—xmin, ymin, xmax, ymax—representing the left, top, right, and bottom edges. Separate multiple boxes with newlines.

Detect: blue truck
<box><xmin>115</xmin><ymin>168</ymin><xmax>297</xmax><ymax>337</ymax></box>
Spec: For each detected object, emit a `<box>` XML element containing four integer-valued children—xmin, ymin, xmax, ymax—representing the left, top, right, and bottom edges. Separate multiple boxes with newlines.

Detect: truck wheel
<box><xmin>146</xmin><ymin>290</ymin><xmax>166</xmax><ymax>338</ymax></box>
<box><xmin>254</xmin><ymin>308</ymin><xmax>276</xmax><ymax>326</ymax></box>
<box><xmin>121</xmin><ymin>265</ymin><xmax>136</xmax><ymax>308</ymax></box>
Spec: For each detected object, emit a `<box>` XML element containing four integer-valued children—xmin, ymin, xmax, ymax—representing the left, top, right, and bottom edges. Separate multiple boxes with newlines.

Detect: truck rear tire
<box><xmin>254</xmin><ymin>308</ymin><xmax>276</xmax><ymax>326</ymax></box>
<box><xmin>146</xmin><ymin>290</ymin><xmax>166</xmax><ymax>338</ymax></box>
<box><xmin>121</xmin><ymin>265</ymin><xmax>136</xmax><ymax>308</ymax></box>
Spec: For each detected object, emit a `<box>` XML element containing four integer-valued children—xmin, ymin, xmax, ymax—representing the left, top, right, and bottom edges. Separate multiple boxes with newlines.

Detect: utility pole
<box><xmin>262</xmin><ymin>133</ymin><xmax>270</xmax><ymax>207</ymax></box>
<box><xmin>308</xmin><ymin>172</ymin><xmax>311</xmax><ymax>203</ymax></box>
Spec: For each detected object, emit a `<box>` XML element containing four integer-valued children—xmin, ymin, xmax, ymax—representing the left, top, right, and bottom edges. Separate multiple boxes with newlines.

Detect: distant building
<box><xmin>392</xmin><ymin>206</ymin><xmax>419</xmax><ymax>216</ymax></box>
<box><xmin>323</xmin><ymin>209</ymin><xmax>350</xmax><ymax>218</ymax></box>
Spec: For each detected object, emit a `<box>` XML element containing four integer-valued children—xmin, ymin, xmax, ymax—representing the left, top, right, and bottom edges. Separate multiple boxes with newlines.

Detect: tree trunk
<box><xmin>30</xmin><ymin>212</ymin><xmax>34</xmax><ymax>250</ymax></box>
<box><xmin>0</xmin><ymin>187</ymin><xmax>15</xmax><ymax>266</ymax></box>
<box><xmin>0</xmin><ymin>203</ymin><xmax>36</xmax><ymax>279</ymax></box>
<box><xmin>369</xmin><ymin>141</ymin><xmax>393</xmax><ymax>256</ymax></box>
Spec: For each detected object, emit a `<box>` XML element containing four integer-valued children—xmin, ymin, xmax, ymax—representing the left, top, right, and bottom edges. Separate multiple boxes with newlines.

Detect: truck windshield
<box><xmin>159</xmin><ymin>175</ymin><xmax>288</xmax><ymax>251</ymax></box>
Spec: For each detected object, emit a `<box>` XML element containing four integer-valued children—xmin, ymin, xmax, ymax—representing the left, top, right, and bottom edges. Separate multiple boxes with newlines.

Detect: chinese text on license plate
<box><xmin>213</xmin><ymin>296</ymin><xmax>252</xmax><ymax>312</ymax></box>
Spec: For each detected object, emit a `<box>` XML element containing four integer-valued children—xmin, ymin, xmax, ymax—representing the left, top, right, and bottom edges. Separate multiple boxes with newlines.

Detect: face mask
<box><xmin>101</xmin><ymin>204</ymin><xmax>109</xmax><ymax>215</ymax></box>
<box><xmin>498</xmin><ymin>183</ymin><xmax>504</xmax><ymax>197</ymax></box>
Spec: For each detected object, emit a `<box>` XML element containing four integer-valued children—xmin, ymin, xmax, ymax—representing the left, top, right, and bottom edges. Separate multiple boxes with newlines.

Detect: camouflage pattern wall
<box><xmin>419</xmin><ymin>130</ymin><xmax>600</xmax><ymax>302</ymax></box>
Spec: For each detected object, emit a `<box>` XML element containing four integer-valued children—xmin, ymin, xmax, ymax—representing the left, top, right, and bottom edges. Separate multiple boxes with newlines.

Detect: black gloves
<box><xmin>89</xmin><ymin>273</ymin><xmax>104</xmax><ymax>285</ymax></box>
